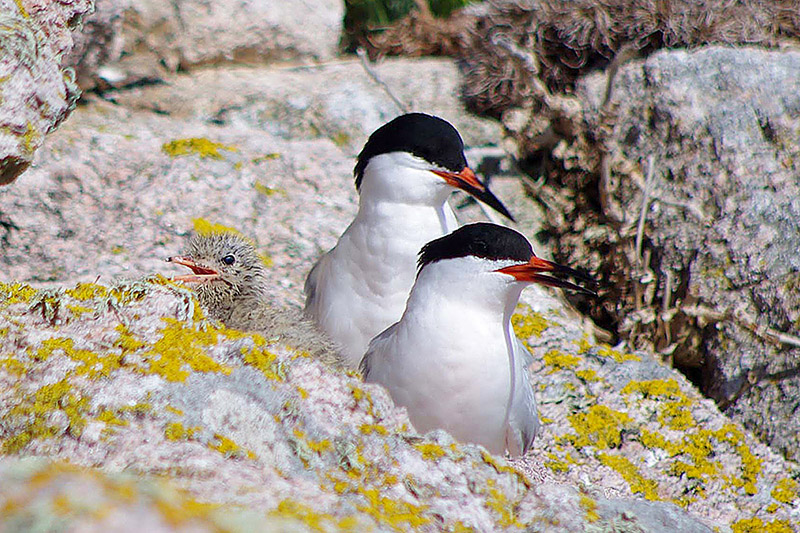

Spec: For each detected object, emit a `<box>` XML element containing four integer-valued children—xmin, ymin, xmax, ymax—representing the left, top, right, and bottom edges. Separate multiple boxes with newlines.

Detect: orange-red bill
<box><xmin>167</xmin><ymin>256</ymin><xmax>221</xmax><ymax>283</ymax></box>
<box><xmin>431</xmin><ymin>167</ymin><xmax>515</xmax><ymax>222</ymax></box>
<box><xmin>496</xmin><ymin>256</ymin><xmax>597</xmax><ymax>296</ymax></box>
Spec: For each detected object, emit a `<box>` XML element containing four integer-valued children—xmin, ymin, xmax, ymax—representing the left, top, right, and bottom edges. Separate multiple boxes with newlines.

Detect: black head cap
<box><xmin>354</xmin><ymin>113</ymin><xmax>468</xmax><ymax>190</ymax></box>
<box><xmin>418</xmin><ymin>223</ymin><xmax>532</xmax><ymax>271</ymax></box>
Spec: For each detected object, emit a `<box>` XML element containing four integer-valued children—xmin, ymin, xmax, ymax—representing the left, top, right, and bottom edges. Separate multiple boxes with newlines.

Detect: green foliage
<box><xmin>343</xmin><ymin>0</ymin><xmax>477</xmax><ymax>51</ymax></box>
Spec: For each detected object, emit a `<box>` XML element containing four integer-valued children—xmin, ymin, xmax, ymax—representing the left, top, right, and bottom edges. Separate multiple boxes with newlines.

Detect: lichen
<box><xmin>596</xmin><ymin>344</ymin><xmax>641</xmax><ymax>362</ymax></box>
<box><xmin>270</xmin><ymin>499</ymin><xmax>358</xmax><ymax>532</ymax></box>
<box><xmin>511</xmin><ymin>304</ymin><xmax>552</xmax><ymax>340</ymax></box>
<box><xmin>140</xmin><ymin>318</ymin><xmax>232</xmax><ymax>382</ymax></box>
<box><xmin>542</xmin><ymin>349</ymin><xmax>581</xmax><ymax>373</ymax></box>
<box><xmin>579</xmin><ymin>494</ymin><xmax>599</xmax><ymax>522</ymax></box>
<box><xmin>161</xmin><ymin>137</ymin><xmax>238</xmax><ymax>160</ymax></box>
<box><xmin>483</xmin><ymin>479</ymin><xmax>523</xmax><ymax>528</ymax></box>
<box><xmin>191</xmin><ymin>218</ymin><xmax>241</xmax><ymax>236</ymax></box>
<box><xmin>731</xmin><ymin>517</ymin><xmax>794</xmax><ymax>533</ymax></box>
<box><xmin>598</xmin><ymin>453</ymin><xmax>660</xmax><ymax>500</ymax></box>
<box><xmin>565</xmin><ymin>405</ymin><xmax>632</xmax><ymax>449</ymax></box>
<box><xmin>771</xmin><ymin>478</ymin><xmax>798</xmax><ymax>504</ymax></box>
<box><xmin>2</xmin><ymin>379</ymin><xmax>89</xmax><ymax>453</ymax></box>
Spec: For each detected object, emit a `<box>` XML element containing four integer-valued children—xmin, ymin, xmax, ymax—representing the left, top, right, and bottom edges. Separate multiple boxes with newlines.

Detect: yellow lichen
<box><xmin>566</xmin><ymin>405</ymin><xmax>632</xmax><ymax>449</ymax></box>
<box><xmin>597</xmin><ymin>344</ymin><xmax>641</xmax><ymax>362</ymax></box>
<box><xmin>0</xmin><ymin>281</ymin><xmax>38</xmax><ymax>304</ymax></box>
<box><xmin>575</xmin><ymin>369</ymin><xmax>601</xmax><ymax>382</ymax></box>
<box><xmin>771</xmin><ymin>478</ymin><xmax>798</xmax><ymax>504</ymax></box>
<box><xmin>355</xmin><ymin>488</ymin><xmax>430</xmax><ymax>530</ymax></box>
<box><xmin>191</xmin><ymin>218</ymin><xmax>241</xmax><ymax>236</ymax></box>
<box><xmin>598</xmin><ymin>453</ymin><xmax>659</xmax><ymax>500</ymax></box>
<box><xmin>164</xmin><ymin>422</ymin><xmax>201</xmax><ymax>441</ymax></box>
<box><xmin>3</xmin><ymin>379</ymin><xmax>89</xmax><ymax>453</ymax></box>
<box><xmin>209</xmin><ymin>433</ymin><xmax>257</xmax><ymax>459</ymax></box>
<box><xmin>579</xmin><ymin>494</ymin><xmax>600</xmax><ymax>523</ymax></box>
<box><xmin>271</xmin><ymin>499</ymin><xmax>358</xmax><ymax>532</ymax></box>
<box><xmin>254</xmin><ymin>182</ymin><xmax>287</xmax><ymax>197</ymax></box>
<box><xmin>484</xmin><ymin>479</ymin><xmax>523</xmax><ymax>528</ymax></box>
<box><xmin>511</xmin><ymin>304</ymin><xmax>552</xmax><ymax>340</ymax></box>
<box><xmin>414</xmin><ymin>443</ymin><xmax>446</xmax><ymax>460</ymax></box>
<box><xmin>542</xmin><ymin>349</ymin><xmax>581</xmax><ymax>373</ymax></box>
<box><xmin>140</xmin><ymin>318</ymin><xmax>232</xmax><ymax>382</ymax></box>
<box><xmin>161</xmin><ymin>138</ymin><xmax>238</xmax><ymax>160</ymax></box>
<box><xmin>359</xmin><ymin>424</ymin><xmax>388</xmax><ymax>436</ymax></box>
<box><xmin>731</xmin><ymin>518</ymin><xmax>794</xmax><ymax>533</ymax></box>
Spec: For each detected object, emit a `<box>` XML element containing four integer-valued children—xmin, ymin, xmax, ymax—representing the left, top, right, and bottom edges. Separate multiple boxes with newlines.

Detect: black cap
<box><xmin>354</xmin><ymin>113</ymin><xmax>467</xmax><ymax>191</ymax></box>
<box><xmin>418</xmin><ymin>223</ymin><xmax>533</xmax><ymax>270</ymax></box>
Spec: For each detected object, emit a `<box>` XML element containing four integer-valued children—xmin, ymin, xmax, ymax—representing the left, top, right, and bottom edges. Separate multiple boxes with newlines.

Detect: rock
<box><xmin>1</xmin><ymin>40</ymin><xmax>798</xmax><ymax>532</ymax></box>
<box><xmin>564</xmin><ymin>46</ymin><xmax>800</xmax><ymax>463</ymax></box>
<box><xmin>113</xmin><ymin>0</ymin><xmax>343</xmax><ymax>77</ymax></box>
<box><xmin>63</xmin><ymin>0</ymin><xmax>127</xmax><ymax>90</ymax></box>
<box><xmin>0</xmin><ymin>278</ymin><xmax>721</xmax><ymax>532</ymax></box>
<box><xmin>0</xmin><ymin>0</ymin><xmax>92</xmax><ymax>185</ymax></box>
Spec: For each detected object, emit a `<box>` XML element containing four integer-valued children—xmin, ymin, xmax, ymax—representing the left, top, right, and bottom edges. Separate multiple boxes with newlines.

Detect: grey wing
<box><xmin>514</xmin><ymin>335</ymin><xmax>534</xmax><ymax>368</ymax></box>
<box><xmin>506</xmin><ymin>337</ymin><xmax>540</xmax><ymax>455</ymax></box>
<box><xmin>359</xmin><ymin>322</ymin><xmax>400</xmax><ymax>379</ymax></box>
<box><xmin>303</xmin><ymin>254</ymin><xmax>325</xmax><ymax>315</ymax></box>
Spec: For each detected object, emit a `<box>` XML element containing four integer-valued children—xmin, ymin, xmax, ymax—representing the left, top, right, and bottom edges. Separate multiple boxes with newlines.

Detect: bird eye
<box><xmin>222</xmin><ymin>254</ymin><xmax>235</xmax><ymax>265</ymax></box>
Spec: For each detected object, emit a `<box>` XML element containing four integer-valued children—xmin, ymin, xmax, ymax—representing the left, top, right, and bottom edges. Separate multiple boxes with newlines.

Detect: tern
<box><xmin>169</xmin><ymin>232</ymin><xmax>340</xmax><ymax>364</ymax></box>
<box><xmin>305</xmin><ymin>113</ymin><xmax>514</xmax><ymax>367</ymax></box>
<box><xmin>360</xmin><ymin>223</ymin><xmax>595</xmax><ymax>456</ymax></box>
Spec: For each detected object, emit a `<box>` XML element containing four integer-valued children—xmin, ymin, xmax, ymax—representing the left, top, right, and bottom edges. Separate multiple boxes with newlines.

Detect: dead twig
<box><xmin>357</xmin><ymin>48</ymin><xmax>409</xmax><ymax>114</ymax></box>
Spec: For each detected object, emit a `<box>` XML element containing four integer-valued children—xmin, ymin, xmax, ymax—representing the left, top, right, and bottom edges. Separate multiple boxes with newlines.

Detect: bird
<box><xmin>305</xmin><ymin>112</ymin><xmax>515</xmax><ymax>367</ymax></box>
<box><xmin>360</xmin><ymin>222</ymin><xmax>596</xmax><ymax>456</ymax></box>
<box><xmin>168</xmin><ymin>232</ymin><xmax>340</xmax><ymax>365</ymax></box>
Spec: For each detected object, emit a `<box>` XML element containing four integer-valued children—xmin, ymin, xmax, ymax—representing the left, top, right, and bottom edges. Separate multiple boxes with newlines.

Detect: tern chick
<box><xmin>305</xmin><ymin>112</ymin><xmax>514</xmax><ymax>367</ymax></box>
<box><xmin>361</xmin><ymin>223</ymin><xmax>596</xmax><ymax>456</ymax></box>
<box><xmin>169</xmin><ymin>232</ymin><xmax>339</xmax><ymax>364</ymax></box>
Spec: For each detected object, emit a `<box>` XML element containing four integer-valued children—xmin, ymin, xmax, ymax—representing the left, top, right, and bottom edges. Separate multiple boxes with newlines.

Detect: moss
<box><xmin>579</xmin><ymin>494</ymin><xmax>599</xmax><ymax>523</ymax></box>
<box><xmin>598</xmin><ymin>453</ymin><xmax>660</xmax><ymax>500</ymax></box>
<box><xmin>565</xmin><ymin>405</ymin><xmax>632</xmax><ymax>449</ymax></box>
<box><xmin>511</xmin><ymin>304</ymin><xmax>552</xmax><ymax>340</ymax></box>
<box><xmin>542</xmin><ymin>349</ymin><xmax>581</xmax><ymax>373</ymax></box>
<box><xmin>161</xmin><ymin>137</ymin><xmax>238</xmax><ymax>160</ymax></box>
<box><xmin>771</xmin><ymin>477</ymin><xmax>798</xmax><ymax>504</ymax></box>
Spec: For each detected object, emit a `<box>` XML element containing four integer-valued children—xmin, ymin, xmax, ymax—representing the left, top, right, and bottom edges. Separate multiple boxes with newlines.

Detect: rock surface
<box><xmin>551</xmin><ymin>46</ymin><xmax>800</xmax><ymax>464</ymax></box>
<box><xmin>2</xmin><ymin>2</ymin><xmax>800</xmax><ymax>531</ymax></box>
<box><xmin>0</xmin><ymin>0</ymin><xmax>92</xmax><ymax>185</ymax></box>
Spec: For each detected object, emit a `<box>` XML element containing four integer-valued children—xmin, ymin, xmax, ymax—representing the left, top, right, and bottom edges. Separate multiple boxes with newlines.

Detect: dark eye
<box><xmin>222</xmin><ymin>254</ymin><xmax>235</xmax><ymax>265</ymax></box>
